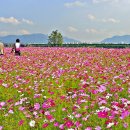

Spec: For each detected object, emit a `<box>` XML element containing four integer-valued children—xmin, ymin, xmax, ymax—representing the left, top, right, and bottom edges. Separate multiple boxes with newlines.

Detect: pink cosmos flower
<box><xmin>65</xmin><ymin>120</ymin><xmax>74</xmax><ymax>128</ymax></box>
<box><xmin>98</xmin><ymin>111</ymin><xmax>108</xmax><ymax>118</ymax></box>
<box><xmin>34</xmin><ymin>103</ymin><xmax>40</xmax><ymax>110</ymax></box>
<box><xmin>128</xmin><ymin>88</ymin><xmax>130</xmax><ymax>93</ymax></box>
<box><xmin>49</xmin><ymin>91</ymin><xmax>54</xmax><ymax>95</ymax></box>
<box><xmin>54</xmin><ymin>122</ymin><xmax>59</xmax><ymax>127</ymax></box>
<box><xmin>75</xmin><ymin>121</ymin><xmax>82</xmax><ymax>128</ymax></box>
<box><xmin>60</xmin><ymin>95</ymin><xmax>65</xmax><ymax>99</ymax></box>
<box><xmin>0</xmin><ymin>102</ymin><xmax>6</xmax><ymax>107</ymax></box>
<box><xmin>39</xmin><ymin>109</ymin><xmax>45</xmax><ymax>114</ymax></box>
<box><xmin>98</xmin><ymin>85</ymin><xmax>106</xmax><ymax>93</ymax></box>
<box><xmin>59</xmin><ymin>124</ymin><xmax>64</xmax><ymax>129</ymax></box>
<box><xmin>46</xmin><ymin>115</ymin><xmax>53</xmax><ymax>120</ymax></box>
<box><xmin>91</xmin><ymin>89</ymin><xmax>98</xmax><ymax>94</ymax></box>
<box><xmin>33</xmin><ymin>111</ymin><xmax>37</xmax><ymax>116</ymax></box>
<box><xmin>14</xmin><ymin>84</ymin><xmax>19</xmax><ymax>88</ymax></box>
<box><xmin>0</xmin><ymin>126</ymin><xmax>3</xmax><ymax>130</ymax></box>
<box><xmin>44</xmin><ymin>111</ymin><xmax>50</xmax><ymax>115</ymax></box>
<box><xmin>42</xmin><ymin>103</ymin><xmax>49</xmax><ymax>109</ymax></box>
<box><xmin>120</xmin><ymin>110</ymin><xmax>130</xmax><ymax>119</ymax></box>
<box><xmin>42</xmin><ymin>123</ymin><xmax>49</xmax><ymax>128</ymax></box>
<box><xmin>95</xmin><ymin>126</ymin><xmax>102</xmax><ymax>130</ymax></box>
<box><xmin>19</xmin><ymin>106</ymin><xmax>25</xmax><ymax>111</ymax></box>
<box><xmin>62</xmin><ymin>108</ymin><xmax>67</xmax><ymax>111</ymax></box>
<box><xmin>98</xmin><ymin>99</ymin><xmax>107</xmax><ymax>105</ymax></box>
<box><xmin>18</xmin><ymin>120</ymin><xmax>24</xmax><ymax>126</ymax></box>
<box><xmin>8</xmin><ymin>109</ymin><xmax>14</xmax><ymax>114</ymax></box>
<box><xmin>42</xmin><ymin>98</ymin><xmax>55</xmax><ymax>109</ymax></box>
<box><xmin>0</xmin><ymin>102</ymin><xmax>5</xmax><ymax>110</ymax></box>
<box><xmin>0</xmin><ymin>80</ymin><xmax>3</xmax><ymax>84</ymax></box>
<box><xmin>85</xmin><ymin>127</ymin><xmax>92</xmax><ymax>130</ymax></box>
<box><xmin>75</xmin><ymin>113</ymin><xmax>82</xmax><ymax>118</ymax></box>
<box><xmin>34</xmin><ymin>94</ymin><xmax>41</xmax><ymax>98</ymax></box>
<box><xmin>123</xmin><ymin>123</ymin><xmax>128</xmax><ymax>128</ymax></box>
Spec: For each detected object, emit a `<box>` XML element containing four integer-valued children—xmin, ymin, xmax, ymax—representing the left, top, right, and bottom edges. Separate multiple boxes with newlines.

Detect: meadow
<box><xmin>0</xmin><ymin>47</ymin><xmax>130</xmax><ymax>130</ymax></box>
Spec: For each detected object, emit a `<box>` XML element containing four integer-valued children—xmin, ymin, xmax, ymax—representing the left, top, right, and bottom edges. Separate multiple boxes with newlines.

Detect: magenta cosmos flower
<box><xmin>42</xmin><ymin>98</ymin><xmax>55</xmax><ymax>109</ymax></box>
<box><xmin>98</xmin><ymin>111</ymin><xmax>108</xmax><ymax>118</ymax></box>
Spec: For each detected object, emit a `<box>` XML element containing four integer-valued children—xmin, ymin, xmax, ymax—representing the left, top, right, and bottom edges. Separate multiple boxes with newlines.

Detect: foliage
<box><xmin>29</xmin><ymin>43</ymin><xmax>130</xmax><ymax>48</ymax></box>
<box><xmin>48</xmin><ymin>30</ymin><xmax>63</xmax><ymax>46</ymax></box>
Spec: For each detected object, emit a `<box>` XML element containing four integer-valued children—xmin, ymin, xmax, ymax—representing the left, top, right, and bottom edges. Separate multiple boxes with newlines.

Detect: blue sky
<box><xmin>0</xmin><ymin>0</ymin><xmax>130</xmax><ymax>42</ymax></box>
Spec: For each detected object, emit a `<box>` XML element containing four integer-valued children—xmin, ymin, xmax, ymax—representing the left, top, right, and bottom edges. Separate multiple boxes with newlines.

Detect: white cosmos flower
<box><xmin>8</xmin><ymin>110</ymin><xmax>14</xmax><ymax>114</ymax></box>
<box><xmin>68</xmin><ymin>115</ymin><xmax>74</xmax><ymax>119</ymax></box>
<box><xmin>41</xmin><ymin>89</ymin><xmax>45</xmax><ymax>92</ymax></box>
<box><xmin>43</xmin><ymin>119</ymin><xmax>48</xmax><ymax>122</ymax></box>
<box><xmin>2</xmin><ymin>83</ymin><xmax>8</xmax><ymax>88</ymax></box>
<box><xmin>0</xmin><ymin>68</ymin><xmax>3</xmax><ymax>72</ymax></box>
<box><xmin>43</xmin><ymin>96</ymin><xmax>47</xmax><ymax>99</ymax></box>
<box><xmin>107</xmin><ymin>122</ymin><xmax>114</xmax><ymax>128</ymax></box>
<box><xmin>29</xmin><ymin>120</ymin><xmax>35</xmax><ymax>127</ymax></box>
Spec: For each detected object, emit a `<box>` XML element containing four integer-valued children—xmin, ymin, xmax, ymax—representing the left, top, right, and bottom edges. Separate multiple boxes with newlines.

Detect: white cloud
<box><xmin>92</xmin><ymin>0</ymin><xmax>119</xmax><ymax>4</ymax></box>
<box><xmin>0</xmin><ymin>17</ymin><xmax>20</xmax><ymax>24</ymax></box>
<box><xmin>102</xmin><ymin>18</ymin><xmax>120</xmax><ymax>23</ymax></box>
<box><xmin>85</xmin><ymin>28</ymin><xmax>98</xmax><ymax>33</ymax></box>
<box><xmin>0</xmin><ymin>17</ymin><xmax>34</xmax><ymax>25</ymax></box>
<box><xmin>64</xmin><ymin>1</ymin><xmax>86</xmax><ymax>8</ymax></box>
<box><xmin>87</xmin><ymin>14</ymin><xmax>120</xmax><ymax>24</ymax></box>
<box><xmin>19</xmin><ymin>29</ymin><xmax>30</xmax><ymax>35</ymax></box>
<box><xmin>88</xmin><ymin>14</ymin><xmax>96</xmax><ymax>20</ymax></box>
<box><xmin>92</xmin><ymin>0</ymin><xmax>130</xmax><ymax>8</ymax></box>
<box><xmin>22</xmin><ymin>19</ymin><xmax>33</xmax><ymax>25</ymax></box>
<box><xmin>0</xmin><ymin>29</ymin><xmax>30</xmax><ymax>36</ymax></box>
<box><xmin>0</xmin><ymin>31</ymin><xmax>9</xmax><ymax>36</ymax></box>
<box><xmin>67</xmin><ymin>26</ymin><xmax>78</xmax><ymax>32</ymax></box>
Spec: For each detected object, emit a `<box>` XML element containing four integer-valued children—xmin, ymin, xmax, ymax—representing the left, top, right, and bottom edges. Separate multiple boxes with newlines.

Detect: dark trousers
<box><xmin>15</xmin><ymin>51</ymin><xmax>21</xmax><ymax>56</ymax></box>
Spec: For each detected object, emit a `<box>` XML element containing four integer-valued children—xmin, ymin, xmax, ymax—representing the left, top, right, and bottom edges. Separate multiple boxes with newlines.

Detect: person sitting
<box><xmin>11</xmin><ymin>39</ymin><xmax>21</xmax><ymax>56</ymax></box>
<box><xmin>0</xmin><ymin>42</ymin><xmax>4</xmax><ymax>55</ymax></box>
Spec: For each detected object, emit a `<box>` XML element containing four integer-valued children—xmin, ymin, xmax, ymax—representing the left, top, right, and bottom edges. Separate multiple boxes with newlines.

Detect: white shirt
<box><xmin>15</xmin><ymin>42</ymin><xmax>20</xmax><ymax>48</ymax></box>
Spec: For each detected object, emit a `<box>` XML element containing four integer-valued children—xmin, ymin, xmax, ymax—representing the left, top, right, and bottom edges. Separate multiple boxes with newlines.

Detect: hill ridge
<box><xmin>101</xmin><ymin>35</ymin><xmax>130</xmax><ymax>43</ymax></box>
<box><xmin>0</xmin><ymin>33</ymin><xmax>80</xmax><ymax>44</ymax></box>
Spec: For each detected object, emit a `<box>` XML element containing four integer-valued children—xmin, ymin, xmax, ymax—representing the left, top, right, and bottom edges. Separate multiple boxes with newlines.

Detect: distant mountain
<box><xmin>63</xmin><ymin>37</ymin><xmax>79</xmax><ymax>43</ymax></box>
<box><xmin>0</xmin><ymin>33</ymin><xmax>80</xmax><ymax>44</ymax></box>
<box><xmin>101</xmin><ymin>35</ymin><xmax>130</xmax><ymax>43</ymax></box>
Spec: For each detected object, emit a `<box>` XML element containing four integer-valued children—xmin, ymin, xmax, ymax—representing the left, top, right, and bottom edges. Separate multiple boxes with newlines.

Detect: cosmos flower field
<box><xmin>0</xmin><ymin>47</ymin><xmax>130</xmax><ymax>130</ymax></box>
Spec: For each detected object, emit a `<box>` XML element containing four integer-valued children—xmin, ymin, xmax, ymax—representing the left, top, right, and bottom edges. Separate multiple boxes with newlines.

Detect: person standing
<box><xmin>11</xmin><ymin>39</ymin><xmax>21</xmax><ymax>56</ymax></box>
<box><xmin>0</xmin><ymin>41</ymin><xmax>4</xmax><ymax>55</ymax></box>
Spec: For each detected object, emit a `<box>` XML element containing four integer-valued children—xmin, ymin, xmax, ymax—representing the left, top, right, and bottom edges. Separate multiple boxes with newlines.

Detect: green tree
<box><xmin>48</xmin><ymin>30</ymin><xmax>63</xmax><ymax>46</ymax></box>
